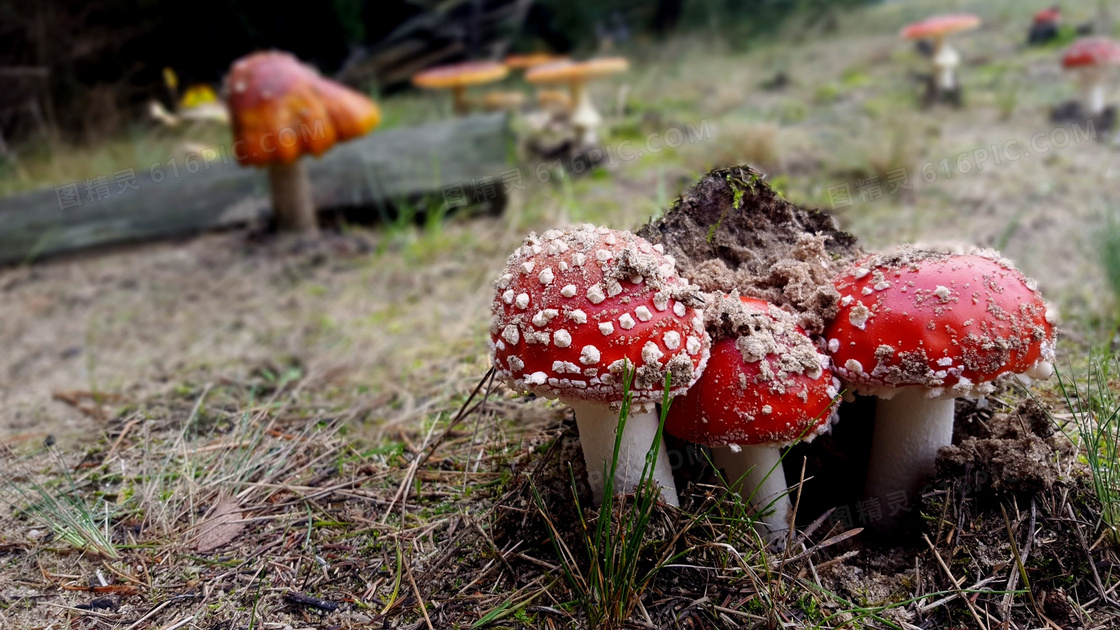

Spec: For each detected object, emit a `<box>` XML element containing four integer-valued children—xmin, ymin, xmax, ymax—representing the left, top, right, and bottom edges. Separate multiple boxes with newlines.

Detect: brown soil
<box><xmin>636</xmin><ymin>165</ymin><xmax>862</xmax><ymax>335</ymax></box>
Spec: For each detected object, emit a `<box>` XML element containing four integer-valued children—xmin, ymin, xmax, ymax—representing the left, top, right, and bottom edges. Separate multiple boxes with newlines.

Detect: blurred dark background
<box><xmin>0</xmin><ymin>0</ymin><xmax>869</xmax><ymax>143</ymax></box>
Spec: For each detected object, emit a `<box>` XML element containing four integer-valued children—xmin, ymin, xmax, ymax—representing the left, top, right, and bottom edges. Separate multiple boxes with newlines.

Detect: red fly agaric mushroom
<box><xmin>526</xmin><ymin>58</ymin><xmax>629</xmax><ymax>147</ymax></box>
<box><xmin>1028</xmin><ymin>7</ymin><xmax>1062</xmax><ymax>46</ymax></box>
<box><xmin>665</xmin><ymin>294</ymin><xmax>838</xmax><ymax>543</ymax></box>
<box><xmin>824</xmin><ymin>248</ymin><xmax>1056</xmax><ymax>529</ymax></box>
<box><xmin>412</xmin><ymin>61</ymin><xmax>509</xmax><ymax>115</ymax></box>
<box><xmin>226</xmin><ymin>51</ymin><xmax>381</xmax><ymax>234</ymax></box>
<box><xmin>901</xmin><ymin>14</ymin><xmax>981</xmax><ymax>95</ymax></box>
<box><xmin>1062</xmin><ymin>37</ymin><xmax>1120</xmax><ymax>117</ymax></box>
<box><xmin>489</xmin><ymin>225</ymin><xmax>711</xmax><ymax>507</ymax></box>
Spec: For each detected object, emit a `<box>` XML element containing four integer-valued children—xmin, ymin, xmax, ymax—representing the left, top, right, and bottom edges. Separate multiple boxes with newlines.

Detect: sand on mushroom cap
<box><xmin>827</xmin><ymin>247</ymin><xmax>1056</xmax><ymax>399</ymax></box>
<box><xmin>490</xmin><ymin>224</ymin><xmax>709</xmax><ymax>402</ymax></box>
<box><xmin>666</xmin><ymin>293</ymin><xmax>837</xmax><ymax>543</ymax></box>
<box><xmin>225</xmin><ymin>51</ymin><xmax>381</xmax><ymax>233</ymax></box>
<box><xmin>825</xmin><ymin>246</ymin><xmax>1056</xmax><ymax>532</ymax></box>
<box><xmin>488</xmin><ymin>224</ymin><xmax>711</xmax><ymax>507</ymax></box>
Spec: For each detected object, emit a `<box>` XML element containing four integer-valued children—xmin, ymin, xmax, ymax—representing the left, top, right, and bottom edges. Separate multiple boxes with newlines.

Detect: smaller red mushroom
<box><xmin>489</xmin><ymin>224</ymin><xmax>711</xmax><ymax>506</ymax></box>
<box><xmin>1033</xmin><ymin>6</ymin><xmax>1061</xmax><ymax>26</ymax></box>
<box><xmin>665</xmin><ymin>294</ymin><xmax>838</xmax><ymax>543</ymax></box>
<box><xmin>1062</xmin><ymin>37</ymin><xmax>1120</xmax><ymax>117</ymax></box>
<box><xmin>824</xmin><ymin>248</ymin><xmax>1056</xmax><ymax>531</ymax></box>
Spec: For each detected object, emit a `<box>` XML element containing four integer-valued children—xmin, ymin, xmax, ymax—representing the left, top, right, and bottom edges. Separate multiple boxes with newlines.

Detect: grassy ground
<box><xmin>2</xmin><ymin>0</ymin><xmax>1120</xmax><ymax>628</ymax></box>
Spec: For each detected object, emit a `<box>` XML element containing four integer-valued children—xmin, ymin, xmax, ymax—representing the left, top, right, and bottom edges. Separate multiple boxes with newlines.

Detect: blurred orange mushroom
<box><xmin>526</xmin><ymin>57</ymin><xmax>628</xmax><ymax>146</ymax></box>
<box><xmin>504</xmin><ymin>53</ymin><xmax>567</xmax><ymax>71</ymax></box>
<box><xmin>412</xmin><ymin>61</ymin><xmax>509</xmax><ymax>115</ymax></box>
<box><xmin>226</xmin><ymin>51</ymin><xmax>381</xmax><ymax>234</ymax></box>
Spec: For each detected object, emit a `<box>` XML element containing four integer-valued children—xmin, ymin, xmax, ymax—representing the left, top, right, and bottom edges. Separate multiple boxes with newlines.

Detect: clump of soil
<box><xmin>936</xmin><ymin>399</ymin><xmax>1070</xmax><ymax>500</ymax></box>
<box><xmin>636</xmin><ymin>165</ymin><xmax>861</xmax><ymax>335</ymax></box>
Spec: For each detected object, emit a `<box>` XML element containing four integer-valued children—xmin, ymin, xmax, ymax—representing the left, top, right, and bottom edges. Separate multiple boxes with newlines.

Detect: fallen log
<box><xmin>0</xmin><ymin>113</ymin><xmax>513</xmax><ymax>265</ymax></box>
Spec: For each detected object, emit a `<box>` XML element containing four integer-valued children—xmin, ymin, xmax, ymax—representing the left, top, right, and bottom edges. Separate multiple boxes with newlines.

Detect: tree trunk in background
<box><xmin>0</xmin><ymin>114</ymin><xmax>512</xmax><ymax>265</ymax></box>
<box><xmin>653</xmin><ymin>0</ymin><xmax>685</xmax><ymax>34</ymax></box>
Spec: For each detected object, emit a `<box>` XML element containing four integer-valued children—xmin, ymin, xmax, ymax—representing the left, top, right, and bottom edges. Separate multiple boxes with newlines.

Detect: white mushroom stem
<box><xmin>267</xmin><ymin>159</ymin><xmax>317</xmax><ymax>234</ymax></box>
<box><xmin>569</xmin><ymin>81</ymin><xmax>602</xmax><ymax>147</ymax></box>
<box><xmin>712</xmin><ymin>444</ymin><xmax>792</xmax><ymax>545</ymax></box>
<box><xmin>931</xmin><ymin>40</ymin><xmax>961</xmax><ymax>91</ymax></box>
<box><xmin>1078</xmin><ymin>66</ymin><xmax>1107</xmax><ymax>116</ymax></box>
<box><xmin>864</xmin><ymin>387</ymin><xmax>955</xmax><ymax>529</ymax></box>
<box><xmin>568</xmin><ymin>400</ymin><xmax>679</xmax><ymax>507</ymax></box>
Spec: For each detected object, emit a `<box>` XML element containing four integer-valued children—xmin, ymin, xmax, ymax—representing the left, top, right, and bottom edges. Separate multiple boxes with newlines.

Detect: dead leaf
<box><xmin>191</xmin><ymin>497</ymin><xmax>244</xmax><ymax>553</ymax></box>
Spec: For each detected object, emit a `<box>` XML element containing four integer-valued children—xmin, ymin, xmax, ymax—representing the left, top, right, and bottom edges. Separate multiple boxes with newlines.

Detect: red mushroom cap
<box><xmin>490</xmin><ymin>225</ymin><xmax>710</xmax><ymax>404</ymax></box>
<box><xmin>1062</xmin><ymin>37</ymin><xmax>1120</xmax><ymax>69</ymax></box>
<box><xmin>664</xmin><ymin>295</ymin><xmax>837</xmax><ymax>447</ymax></box>
<box><xmin>900</xmin><ymin>14</ymin><xmax>981</xmax><ymax>40</ymax></box>
<box><xmin>1034</xmin><ymin>7</ymin><xmax>1061</xmax><ymax>25</ymax></box>
<box><xmin>824</xmin><ymin>248</ymin><xmax>1056</xmax><ymax>399</ymax></box>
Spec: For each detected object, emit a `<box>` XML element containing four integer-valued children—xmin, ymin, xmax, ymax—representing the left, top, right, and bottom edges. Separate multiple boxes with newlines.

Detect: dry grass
<box><xmin>2</xmin><ymin>366</ymin><xmax>1118</xmax><ymax>629</ymax></box>
<box><xmin>683</xmin><ymin>122</ymin><xmax>783</xmax><ymax>175</ymax></box>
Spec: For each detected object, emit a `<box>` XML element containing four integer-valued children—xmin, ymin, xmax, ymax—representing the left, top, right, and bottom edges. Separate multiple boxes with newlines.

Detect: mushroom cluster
<box><xmin>489</xmin><ymin>223</ymin><xmax>1057</xmax><ymax>541</ymax></box>
<box><xmin>408</xmin><ymin>55</ymin><xmax>628</xmax><ymax>150</ymax></box>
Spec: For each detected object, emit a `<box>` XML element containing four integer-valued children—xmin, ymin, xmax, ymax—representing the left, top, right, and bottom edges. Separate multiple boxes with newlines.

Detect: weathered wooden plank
<box><xmin>0</xmin><ymin>113</ymin><xmax>512</xmax><ymax>264</ymax></box>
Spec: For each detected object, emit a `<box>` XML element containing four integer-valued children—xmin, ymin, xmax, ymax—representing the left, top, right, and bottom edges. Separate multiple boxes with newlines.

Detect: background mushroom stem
<box><xmin>267</xmin><ymin>160</ymin><xmax>317</xmax><ymax>234</ymax></box>
<box><xmin>568</xmin><ymin>400</ymin><xmax>679</xmax><ymax>507</ymax></box>
<box><xmin>1079</xmin><ymin>67</ymin><xmax>1107</xmax><ymax>115</ymax></box>
<box><xmin>569</xmin><ymin>81</ymin><xmax>602</xmax><ymax>147</ymax></box>
<box><xmin>711</xmin><ymin>444</ymin><xmax>792</xmax><ymax>544</ymax></box>
<box><xmin>452</xmin><ymin>85</ymin><xmax>470</xmax><ymax>115</ymax></box>
<box><xmin>931</xmin><ymin>39</ymin><xmax>961</xmax><ymax>90</ymax></box>
<box><xmin>864</xmin><ymin>388</ymin><xmax>955</xmax><ymax>530</ymax></box>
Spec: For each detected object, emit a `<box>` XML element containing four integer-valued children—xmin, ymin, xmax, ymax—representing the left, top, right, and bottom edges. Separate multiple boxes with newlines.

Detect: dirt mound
<box><xmin>937</xmin><ymin>399</ymin><xmax>1073</xmax><ymax>500</ymax></box>
<box><xmin>636</xmin><ymin>165</ymin><xmax>861</xmax><ymax>335</ymax></box>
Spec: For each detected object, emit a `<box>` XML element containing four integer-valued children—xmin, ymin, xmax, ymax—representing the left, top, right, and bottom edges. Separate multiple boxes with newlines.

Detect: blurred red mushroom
<box><xmin>1062</xmin><ymin>37</ymin><xmax>1120</xmax><ymax>117</ymax></box>
<box><xmin>665</xmin><ymin>295</ymin><xmax>837</xmax><ymax>544</ymax></box>
<box><xmin>824</xmin><ymin>248</ymin><xmax>1056</xmax><ymax>531</ymax></box>
<box><xmin>225</xmin><ymin>51</ymin><xmax>381</xmax><ymax>234</ymax></box>
<box><xmin>489</xmin><ymin>225</ymin><xmax>711</xmax><ymax>507</ymax></box>
<box><xmin>1034</xmin><ymin>6</ymin><xmax>1061</xmax><ymax>25</ymax></box>
<box><xmin>1028</xmin><ymin>6</ymin><xmax>1062</xmax><ymax>46</ymax></box>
